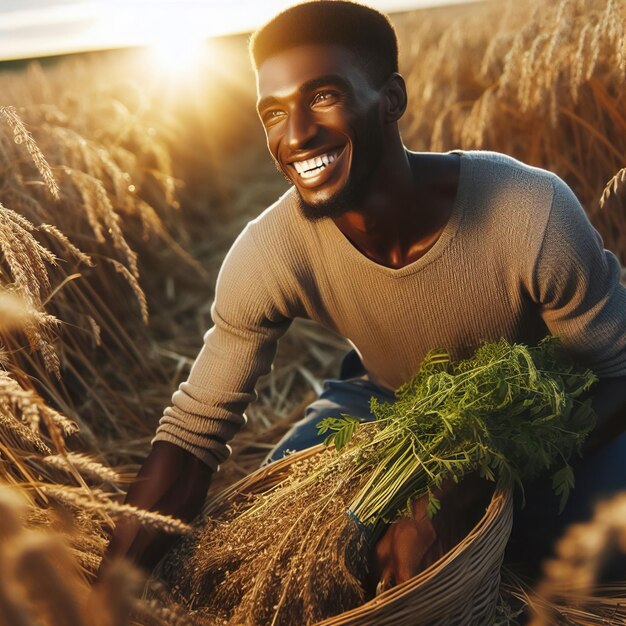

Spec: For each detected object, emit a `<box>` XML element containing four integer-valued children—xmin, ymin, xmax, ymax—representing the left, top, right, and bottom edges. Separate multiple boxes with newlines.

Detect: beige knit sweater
<box><xmin>154</xmin><ymin>151</ymin><xmax>626</xmax><ymax>470</ymax></box>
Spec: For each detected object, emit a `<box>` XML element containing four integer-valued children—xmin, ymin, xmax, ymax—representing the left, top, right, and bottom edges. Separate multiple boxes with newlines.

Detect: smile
<box><xmin>292</xmin><ymin>149</ymin><xmax>342</xmax><ymax>179</ymax></box>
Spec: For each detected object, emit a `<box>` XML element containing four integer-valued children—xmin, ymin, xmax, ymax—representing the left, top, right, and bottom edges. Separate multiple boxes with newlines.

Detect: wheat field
<box><xmin>0</xmin><ymin>0</ymin><xmax>624</xmax><ymax>624</ymax></box>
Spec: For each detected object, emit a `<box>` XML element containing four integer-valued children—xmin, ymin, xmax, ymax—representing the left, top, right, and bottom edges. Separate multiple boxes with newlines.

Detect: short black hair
<box><xmin>250</xmin><ymin>1</ymin><xmax>399</xmax><ymax>88</ymax></box>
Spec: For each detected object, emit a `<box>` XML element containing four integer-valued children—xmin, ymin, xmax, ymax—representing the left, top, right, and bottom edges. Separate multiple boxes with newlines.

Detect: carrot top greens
<box><xmin>319</xmin><ymin>336</ymin><xmax>597</xmax><ymax>536</ymax></box>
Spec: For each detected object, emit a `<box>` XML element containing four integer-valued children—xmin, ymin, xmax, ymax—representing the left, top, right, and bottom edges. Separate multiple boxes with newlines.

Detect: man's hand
<box><xmin>99</xmin><ymin>441</ymin><xmax>212</xmax><ymax>578</ymax></box>
<box><xmin>370</xmin><ymin>472</ymin><xmax>493</xmax><ymax>594</ymax></box>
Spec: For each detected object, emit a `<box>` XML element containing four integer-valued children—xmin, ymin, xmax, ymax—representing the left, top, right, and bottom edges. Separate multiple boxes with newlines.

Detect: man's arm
<box><xmin>537</xmin><ymin>177</ymin><xmax>626</xmax><ymax>356</ymax></box>
<box><xmin>530</xmin><ymin>176</ymin><xmax>626</xmax><ymax>439</ymax></box>
<box><xmin>100</xmin><ymin>441</ymin><xmax>212</xmax><ymax>575</ymax></box>
<box><xmin>370</xmin><ymin>377</ymin><xmax>626</xmax><ymax>590</ymax></box>
<box><xmin>100</xmin><ymin>223</ymin><xmax>292</xmax><ymax>576</ymax></box>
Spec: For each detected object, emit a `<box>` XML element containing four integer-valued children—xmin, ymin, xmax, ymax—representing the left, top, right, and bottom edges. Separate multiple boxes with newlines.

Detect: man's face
<box><xmin>256</xmin><ymin>44</ymin><xmax>386</xmax><ymax>220</ymax></box>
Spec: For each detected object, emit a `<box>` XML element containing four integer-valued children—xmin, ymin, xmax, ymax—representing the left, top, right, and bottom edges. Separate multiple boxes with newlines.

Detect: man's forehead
<box><xmin>256</xmin><ymin>43</ymin><xmax>362</xmax><ymax>100</ymax></box>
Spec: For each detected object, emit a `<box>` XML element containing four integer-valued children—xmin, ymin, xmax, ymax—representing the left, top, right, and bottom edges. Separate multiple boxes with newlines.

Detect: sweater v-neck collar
<box><xmin>318</xmin><ymin>150</ymin><xmax>471</xmax><ymax>278</ymax></box>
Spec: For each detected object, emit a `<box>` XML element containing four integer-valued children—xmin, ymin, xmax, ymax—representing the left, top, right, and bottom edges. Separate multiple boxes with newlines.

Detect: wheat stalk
<box><xmin>0</xmin><ymin>106</ymin><xmax>60</xmax><ymax>200</ymax></box>
<box><xmin>599</xmin><ymin>166</ymin><xmax>626</xmax><ymax>207</ymax></box>
<box><xmin>42</xmin><ymin>453</ymin><xmax>121</xmax><ymax>484</ymax></box>
<box><xmin>42</xmin><ymin>485</ymin><xmax>192</xmax><ymax>534</ymax></box>
<box><xmin>526</xmin><ymin>493</ymin><xmax>626</xmax><ymax>626</ymax></box>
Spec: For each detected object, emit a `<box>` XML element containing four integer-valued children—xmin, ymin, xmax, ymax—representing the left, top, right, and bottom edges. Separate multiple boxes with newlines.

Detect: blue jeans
<box><xmin>264</xmin><ymin>349</ymin><xmax>394</xmax><ymax>465</ymax></box>
<box><xmin>263</xmin><ymin>378</ymin><xmax>395</xmax><ymax>465</ymax></box>
<box><xmin>506</xmin><ymin>429</ymin><xmax>626</xmax><ymax>572</ymax></box>
<box><xmin>265</xmin><ymin>350</ymin><xmax>626</xmax><ymax>570</ymax></box>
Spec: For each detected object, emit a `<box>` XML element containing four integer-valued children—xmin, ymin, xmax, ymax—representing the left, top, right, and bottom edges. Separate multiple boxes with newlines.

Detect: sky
<box><xmin>0</xmin><ymin>0</ymin><xmax>480</xmax><ymax>61</ymax></box>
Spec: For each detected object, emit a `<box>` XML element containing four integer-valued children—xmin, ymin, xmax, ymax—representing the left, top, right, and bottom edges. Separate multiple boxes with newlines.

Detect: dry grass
<box><xmin>0</xmin><ymin>100</ymin><xmax>167</xmax><ymax>446</ymax></box>
<box><xmin>0</xmin><ymin>0</ymin><xmax>624</xmax><ymax>623</ymax></box>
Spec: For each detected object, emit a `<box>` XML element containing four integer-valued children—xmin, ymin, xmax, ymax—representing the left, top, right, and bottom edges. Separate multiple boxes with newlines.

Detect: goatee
<box><xmin>294</xmin><ymin>179</ymin><xmax>368</xmax><ymax>221</ymax></box>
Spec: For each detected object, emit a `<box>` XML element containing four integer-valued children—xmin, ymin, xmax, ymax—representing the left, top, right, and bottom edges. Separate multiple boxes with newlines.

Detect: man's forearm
<box><xmin>101</xmin><ymin>441</ymin><xmax>213</xmax><ymax>575</ymax></box>
<box><xmin>586</xmin><ymin>375</ymin><xmax>626</xmax><ymax>453</ymax></box>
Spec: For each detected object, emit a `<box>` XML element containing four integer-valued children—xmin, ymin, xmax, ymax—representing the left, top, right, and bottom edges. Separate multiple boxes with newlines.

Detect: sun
<box><xmin>150</xmin><ymin>35</ymin><xmax>209</xmax><ymax>74</ymax></box>
<box><xmin>139</xmin><ymin>8</ymin><xmax>212</xmax><ymax>77</ymax></box>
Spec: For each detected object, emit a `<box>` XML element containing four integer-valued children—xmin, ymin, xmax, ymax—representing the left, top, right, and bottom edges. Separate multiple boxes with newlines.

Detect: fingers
<box><xmin>370</xmin><ymin>474</ymin><xmax>495</xmax><ymax>596</ymax></box>
<box><xmin>372</xmin><ymin>515</ymin><xmax>438</xmax><ymax>594</ymax></box>
<box><xmin>376</xmin><ymin>573</ymin><xmax>393</xmax><ymax>596</ymax></box>
<box><xmin>393</xmin><ymin>518</ymin><xmax>437</xmax><ymax>584</ymax></box>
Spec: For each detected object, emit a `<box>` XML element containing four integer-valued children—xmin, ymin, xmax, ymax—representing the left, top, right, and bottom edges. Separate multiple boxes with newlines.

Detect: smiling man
<box><xmin>103</xmin><ymin>0</ymin><xmax>626</xmax><ymax>583</ymax></box>
<box><xmin>257</xmin><ymin>46</ymin><xmax>388</xmax><ymax>221</ymax></box>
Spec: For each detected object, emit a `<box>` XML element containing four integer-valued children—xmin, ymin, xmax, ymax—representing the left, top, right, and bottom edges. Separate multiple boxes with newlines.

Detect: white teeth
<box><xmin>301</xmin><ymin>157</ymin><xmax>315</xmax><ymax>171</ymax></box>
<box><xmin>300</xmin><ymin>165</ymin><xmax>325</xmax><ymax>179</ymax></box>
<box><xmin>292</xmin><ymin>150</ymin><xmax>340</xmax><ymax>177</ymax></box>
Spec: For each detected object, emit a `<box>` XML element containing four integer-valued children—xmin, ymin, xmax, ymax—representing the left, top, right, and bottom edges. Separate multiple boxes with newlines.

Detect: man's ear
<box><xmin>383</xmin><ymin>73</ymin><xmax>408</xmax><ymax>122</ymax></box>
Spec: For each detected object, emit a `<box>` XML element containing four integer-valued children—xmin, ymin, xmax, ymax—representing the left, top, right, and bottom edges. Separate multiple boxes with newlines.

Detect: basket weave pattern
<box><xmin>201</xmin><ymin>446</ymin><xmax>514</xmax><ymax>626</ymax></box>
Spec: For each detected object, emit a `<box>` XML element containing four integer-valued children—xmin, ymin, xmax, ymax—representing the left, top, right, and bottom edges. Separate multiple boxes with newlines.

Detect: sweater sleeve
<box><xmin>152</xmin><ymin>225</ymin><xmax>292</xmax><ymax>470</ymax></box>
<box><xmin>532</xmin><ymin>176</ymin><xmax>626</xmax><ymax>377</ymax></box>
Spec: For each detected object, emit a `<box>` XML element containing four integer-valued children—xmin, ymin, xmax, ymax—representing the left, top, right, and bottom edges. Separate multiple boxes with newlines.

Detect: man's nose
<box><xmin>286</xmin><ymin>107</ymin><xmax>317</xmax><ymax>150</ymax></box>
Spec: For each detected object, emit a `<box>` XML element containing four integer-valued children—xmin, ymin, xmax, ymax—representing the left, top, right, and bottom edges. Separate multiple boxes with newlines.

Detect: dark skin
<box><xmin>99</xmin><ymin>441</ymin><xmax>212</xmax><ymax>575</ymax></box>
<box><xmin>101</xmin><ymin>42</ymin><xmax>626</xmax><ymax>586</ymax></box>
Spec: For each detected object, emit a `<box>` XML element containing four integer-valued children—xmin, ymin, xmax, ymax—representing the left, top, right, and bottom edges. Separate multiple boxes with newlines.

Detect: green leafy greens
<box><xmin>318</xmin><ymin>337</ymin><xmax>597</xmax><ymax>534</ymax></box>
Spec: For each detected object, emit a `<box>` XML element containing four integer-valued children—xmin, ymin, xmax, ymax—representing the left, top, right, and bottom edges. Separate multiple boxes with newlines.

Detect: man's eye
<box><xmin>263</xmin><ymin>110</ymin><xmax>285</xmax><ymax>124</ymax></box>
<box><xmin>312</xmin><ymin>91</ymin><xmax>338</xmax><ymax>106</ymax></box>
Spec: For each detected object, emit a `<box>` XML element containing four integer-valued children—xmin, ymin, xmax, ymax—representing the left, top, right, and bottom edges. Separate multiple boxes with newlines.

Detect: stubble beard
<box><xmin>295</xmin><ymin>175</ymin><xmax>369</xmax><ymax>221</ymax></box>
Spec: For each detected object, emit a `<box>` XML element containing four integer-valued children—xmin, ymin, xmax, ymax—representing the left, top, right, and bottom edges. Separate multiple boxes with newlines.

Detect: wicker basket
<box><xmin>202</xmin><ymin>445</ymin><xmax>514</xmax><ymax>626</ymax></box>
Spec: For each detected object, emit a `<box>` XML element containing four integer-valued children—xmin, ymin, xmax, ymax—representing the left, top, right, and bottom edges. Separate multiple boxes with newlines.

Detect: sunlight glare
<box><xmin>140</xmin><ymin>7</ymin><xmax>212</xmax><ymax>78</ymax></box>
<box><xmin>150</xmin><ymin>35</ymin><xmax>208</xmax><ymax>75</ymax></box>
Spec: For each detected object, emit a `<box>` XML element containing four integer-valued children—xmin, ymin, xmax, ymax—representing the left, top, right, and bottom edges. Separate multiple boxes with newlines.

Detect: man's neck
<box><xmin>332</xmin><ymin>148</ymin><xmax>461</xmax><ymax>269</ymax></box>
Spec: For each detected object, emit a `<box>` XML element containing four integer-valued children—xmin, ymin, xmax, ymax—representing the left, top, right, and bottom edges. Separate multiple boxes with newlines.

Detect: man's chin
<box><xmin>296</xmin><ymin>197</ymin><xmax>349</xmax><ymax>221</ymax></box>
<box><xmin>295</xmin><ymin>184</ymin><xmax>363</xmax><ymax>222</ymax></box>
